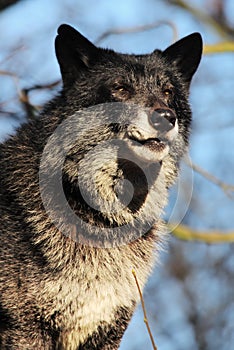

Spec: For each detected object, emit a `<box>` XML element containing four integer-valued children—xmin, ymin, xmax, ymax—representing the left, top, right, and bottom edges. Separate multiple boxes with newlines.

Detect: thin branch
<box><xmin>0</xmin><ymin>110</ymin><xmax>20</xmax><ymax>119</ymax></box>
<box><xmin>95</xmin><ymin>21</ymin><xmax>178</xmax><ymax>45</ymax></box>
<box><xmin>0</xmin><ymin>0</ymin><xmax>20</xmax><ymax>11</ymax></box>
<box><xmin>94</xmin><ymin>19</ymin><xmax>234</xmax><ymax>58</ymax></box>
<box><xmin>167</xmin><ymin>0</ymin><xmax>234</xmax><ymax>39</ymax></box>
<box><xmin>204</xmin><ymin>42</ymin><xmax>234</xmax><ymax>54</ymax></box>
<box><xmin>19</xmin><ymin>80</ymin><xmax>61</xmax><ymax>109</ymax></box>
<box><xmin>0</xmin><ymin>69</ymin><xmax>25</xmax><ymax>104</ymax></box>
<box><xmin>20</xmin><ymin>80</ymin><xmax>61</xmax><ymax>120</ymax></box>
<box><xmin>0</xmin><ymin>69</ymin><xmax>61</xmax><ymax>120</ymax></box>
<box><xmin>170</xmin><ymin>224</ymin><xmax>234</xmax><ymax>243</ymax></box>
<box><xmin>0</xmin><ymin>69</ymin><xmax>20</xmax><ymax>84</ymax></box>
<box><xmin>22</xmin><ymin>80</ymin><xmax>61</xmax><ymax>93</ymax></box>
<box><xmin>0</xmin><ymin>45</ymin><xmax>25</xmax><ymax>65</ymax></box>
<box><xmin>188</xmin><ymin>161</ymin><xmax>234</xmax><ymax>199</ymax></box>
<box><xmin>132</xmin><ymin>269</ymin><xmax>158</xmax><ymax>350</ymax></box>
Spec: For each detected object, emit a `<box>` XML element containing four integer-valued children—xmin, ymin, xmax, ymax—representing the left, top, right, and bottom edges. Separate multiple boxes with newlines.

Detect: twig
<box><xmin>22</xmin><ymin>80</ymin><xmax>61</xmax><ymax>93</ymax></box>
<box><xmin>0</xmin><ymin>45</ymin><xmax>25</xmax><ymax>65</ymax></box>
<box><xmin>167</xmin><ymin>0</ymin><xmax>233</xmax><ymax>39</ymax></box>
<box><xmin>0</xmin><ymin>110</ymin><xmax>20</xmax><ymax>119</ymax></box>
<box><xmin>0</xmin><ymin>69</ymin><xmax>20</xmax><ymax>91</ymax></box>
<box><xmin>132</xmin><ymin>269</ymin><xmax>158</xmax><ymax>350</ymax></box>
<box><xmin>95</xmin><ymin>20</ymin><xmax>178</xmax><ymax>45</ymax></box>
<box><xmin>204</xmin><ymin>42</ymin><xmax>234</xmax><ymax>54</ymax></box>
<box><xmin>188</xmin><ymin>161</ymin><xmax>234</xmax><ymax>199</ymax></box>
<box><xmin>170</xmin><ymin>224</ymin><xmax>234</xmax><ymax>244</ymax></box>
<box><xmin>20</xmin><ymin>80</ymin><xmax>61</xmax><ymax>120</ymax></box>
<box><xmin>0</xmin><ymin>0</ymin><xmax>20</xmax><ymax>12</ymax></box>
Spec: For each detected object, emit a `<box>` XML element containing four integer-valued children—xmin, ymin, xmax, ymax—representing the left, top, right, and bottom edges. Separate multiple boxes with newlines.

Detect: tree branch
<box><xmin>204</xmin><ymin>42</ymin><xmax>234</xmax><ymax>54</ymax></box>
<box><xmin>171</xmin><ymin>224</ymin><xmax>234</xmax><ymax>243</ymax></box>
<box><xmin>167</xmin><ymin>0</ymin><xmax>234</xmax><ymax>39</ymax></box>
<box><xmin>188</xmin><ymin>161</ymin><xmax>234</xmax><ymax>199</ymax></box>
<box><xmin>0</xmin><ymin>0</ymin><xmax>20</xmax><ymax>11</ymax></box>
<box><xmin>95</xmin><ymin>20</ymin><xmax>178</xmax><ymax>45</ymax></box>
<box><xmin>132</xmin><ymin>269</ymin><xmax>158</xmax><ymax>350</ymax></box>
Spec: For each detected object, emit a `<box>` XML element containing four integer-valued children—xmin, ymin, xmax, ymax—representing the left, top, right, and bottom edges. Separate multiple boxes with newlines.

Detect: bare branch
<box><xmin>0</xmin><ymin>110</ymin><xmax>20</xmax><ymax>119</ymax></box>
<box><xmin>22</xmin><ymin>80</ymin><xmax>61</xmax><ymax>94</ymax></box>
<box><xmin>188</xmin><ymin>161</ymin><xmax>234</xmax><ymax>199</ymax></box>
<box><xmin>132</xmin><ymin>269</ymin><xmax>158</xmax><ymax>350</ymax></box>
<box><xmin>166</xmin><ymin>0</ymin><xmax>234</xmax><ymax>39</ymax></box>
<box><xmin>171</xmin><ymin>224</ymin><xmax>234</xmax><ymax>243</ymax></box>
<box><xmin>0</xmin><ymin>69</ymin><xmax>61</xmax><ymax>120</ymax></box>
<box><xmin>0</xmin><ymin>0</ymin><xmax>20</xmax><ymax>11</ymax></box>
<box><xmin>0</xmin><ymin>69</ymin><xmax>20</xmax><ymax>84</ymax></box>
<box><xmin>95</xmin><ymin>21</ymin><xmax>178</xmax><ymax>45</ymax></box>
<box><xmin>204</xmin><ymin>42</ymin><xmax>234</xmax><ymax>54</ymax></box>
<box><xmin>19</xmin><ymin>80</ymin><xmax>61</xmax><ymax>120</ymax></box>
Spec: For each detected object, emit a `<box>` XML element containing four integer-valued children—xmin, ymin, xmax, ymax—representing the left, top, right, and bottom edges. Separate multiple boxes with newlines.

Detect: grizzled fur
<box><xmin>0</xmin><ymin>24</ymin><xmax>202</xmax><ymax>349</ymax></box>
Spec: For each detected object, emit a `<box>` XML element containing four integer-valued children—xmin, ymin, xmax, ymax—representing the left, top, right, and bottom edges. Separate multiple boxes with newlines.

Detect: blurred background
<box><xmin>0</xmin><ymin>0</ymin><xmax>234</xmax><ymax>349</ymax></box>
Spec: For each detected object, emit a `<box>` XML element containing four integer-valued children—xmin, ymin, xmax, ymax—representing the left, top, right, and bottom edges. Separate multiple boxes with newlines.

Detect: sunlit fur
<box><xmin>0</xmin><ymin>25</ymin><xmax>202</xmax><ymax>349</ymax></box>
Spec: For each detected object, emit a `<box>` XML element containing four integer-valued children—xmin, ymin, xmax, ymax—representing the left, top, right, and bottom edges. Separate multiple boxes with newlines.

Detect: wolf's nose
<box><xmin>150</xmin><ymin>108</ymin><xmax>176</xmax><ymax>131</ymax></box>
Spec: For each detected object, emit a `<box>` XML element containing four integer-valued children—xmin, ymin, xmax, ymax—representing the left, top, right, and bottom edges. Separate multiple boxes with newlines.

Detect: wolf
<box><xmin>0</xmin><ymin>24</ymin><xmax>202</xmax><ymax>349</ymax></box>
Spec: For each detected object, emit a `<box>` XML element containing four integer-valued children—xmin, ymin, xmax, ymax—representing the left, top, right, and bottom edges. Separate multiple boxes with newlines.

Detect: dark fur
<box><xmin>0</xmin><ymin>25</ymin><xmax>202</xmax><ymax>349</ymax></box>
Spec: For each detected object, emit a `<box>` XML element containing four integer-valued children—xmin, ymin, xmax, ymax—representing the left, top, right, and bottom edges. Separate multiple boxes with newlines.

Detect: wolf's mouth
<box><xmin>129</xmin><ymin>136</ymin><xmax>166</xmax><ymax>152</ymax></box>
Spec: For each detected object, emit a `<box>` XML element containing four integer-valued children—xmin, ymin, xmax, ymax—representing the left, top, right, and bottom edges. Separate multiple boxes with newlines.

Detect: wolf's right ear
<box><xmin>55</xmin><ymin>24</ymin><xmax>99</xmax><ymax>86</ymax></box>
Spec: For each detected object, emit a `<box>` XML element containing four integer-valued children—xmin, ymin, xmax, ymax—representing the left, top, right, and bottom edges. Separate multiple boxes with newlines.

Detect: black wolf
<box><xmin>0</xmin><ymin>24</ymin><xmax>202</xmax><ymax>349</ymax></box>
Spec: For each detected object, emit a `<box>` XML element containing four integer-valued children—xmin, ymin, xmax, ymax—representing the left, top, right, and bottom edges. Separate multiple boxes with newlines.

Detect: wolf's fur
<box><xmin>0</xmin><ymin>24</ymin><xmax>202</xmax><ymax>349</ymax></box>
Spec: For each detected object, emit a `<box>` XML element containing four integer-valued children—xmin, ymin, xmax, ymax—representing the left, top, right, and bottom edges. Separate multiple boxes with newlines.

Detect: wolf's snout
<box><xmin>150</xmin><ymin>108</ymin><xmax>176</xmax><ymax>132</ymax></box>
<box><xmin>126</xmin><ymin>106</ymin><xmax>178</xmax><ymax>144</ymax></box>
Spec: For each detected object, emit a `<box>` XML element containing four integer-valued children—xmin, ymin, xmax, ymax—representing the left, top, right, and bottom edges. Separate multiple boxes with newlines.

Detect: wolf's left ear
<box><xmin>162</xmin><ymin>33</ymin><xmax>203</xmax><ymax>86</ymax></box>
<box><xmin>55</xmin><ymin>24</ymin><xmax>100</xmax><ymax>86</ymax></box>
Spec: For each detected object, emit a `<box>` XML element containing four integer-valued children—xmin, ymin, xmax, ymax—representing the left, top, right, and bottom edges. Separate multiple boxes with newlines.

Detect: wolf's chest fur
<box><xmin>40</xmin><ymin>239</ymin><xmax>157</xmax><ymax>349</ymax></box>
<box><xmin>0</xmin><ymin>24</ymin><xmax>202</xmax><ymax>349</ymax></box>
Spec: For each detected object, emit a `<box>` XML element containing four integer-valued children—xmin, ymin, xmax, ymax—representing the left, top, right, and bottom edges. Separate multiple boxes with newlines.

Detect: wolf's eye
<box><xmin>113</xmin><ymin>84</ymin><xmax>127</xmax><ymax>93</ymax></box>
<box><xmin>163</xmin><ymin>86</ymin><xmax>174</xmax><ymax>97</ymax></box>
<box><xmin>111</xmin><ymin>83</ymin><xmax>132</xmax><ymax>100</ymax></box>
<box><xmin>117</xmin><ymin>87</ymin><xmax>125</xmax><ymax>92</ymax></box>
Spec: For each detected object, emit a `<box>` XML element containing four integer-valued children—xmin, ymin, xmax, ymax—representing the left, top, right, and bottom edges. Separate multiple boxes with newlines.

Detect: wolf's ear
<box><xmin>55</xmin><ymin>24</ymin><xmax>99</xmax><ymax>86</ymax></box>
<box><xmin>162</xmin><ymin>33</ymin><xmax>202</xmax><ymax>86</ymax></box>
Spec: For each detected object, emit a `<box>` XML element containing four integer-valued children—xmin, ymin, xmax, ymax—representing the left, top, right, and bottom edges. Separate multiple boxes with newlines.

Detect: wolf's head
<box><xmin>55</xmin><ymin>24</ymin><xmax>202</xmax><ymax>156</ymax></box>
<box><xmin>39</xmin><ymin>25</ymin><xmax>202</xmax><ymax>247</ymax></box>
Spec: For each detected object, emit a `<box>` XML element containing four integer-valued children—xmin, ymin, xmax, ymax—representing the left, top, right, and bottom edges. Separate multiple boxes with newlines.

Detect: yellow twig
<box><xmin>171</xmin><ymin>224</ymin><xmax>234</xmax><ymax>244</ymax></box>
<box><xmin>132</xmin><ymin>269</ymin><xmax>158</xmax><ymax>350</ymax></box>
<box><xmin>204</xmin><ymin>42</ymin><xmax>234</xmax><ymax>54</ymax></box>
